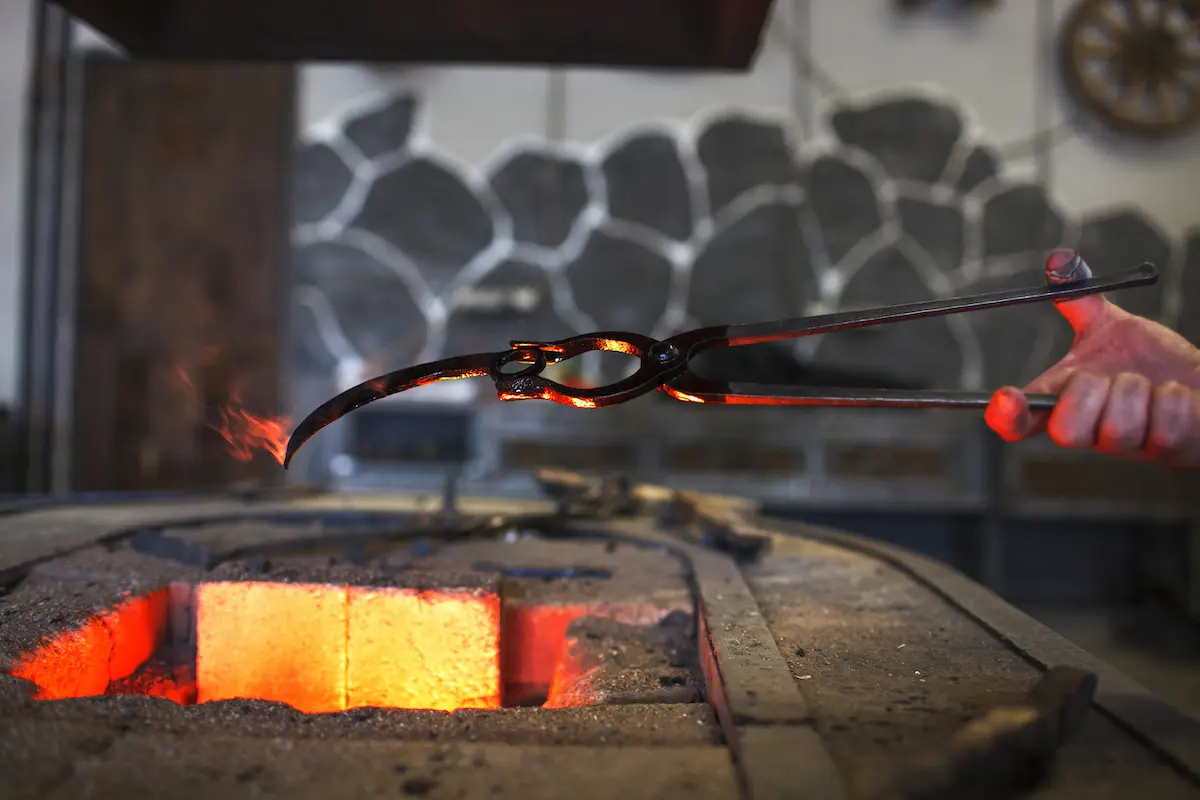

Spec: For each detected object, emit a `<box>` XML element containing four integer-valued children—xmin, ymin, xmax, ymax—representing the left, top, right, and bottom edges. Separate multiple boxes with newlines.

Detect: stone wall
<box><xmin>289</xmin><ymin>89</ymin><xmax>1200</xmax><ymax>425</ymax></box>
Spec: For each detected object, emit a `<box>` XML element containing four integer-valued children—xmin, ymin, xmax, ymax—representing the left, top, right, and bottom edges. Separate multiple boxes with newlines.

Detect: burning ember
<box><xmin>173</xmin><ymin>367</ymin><xmax>291</xmax><ymax>466</ymax></box>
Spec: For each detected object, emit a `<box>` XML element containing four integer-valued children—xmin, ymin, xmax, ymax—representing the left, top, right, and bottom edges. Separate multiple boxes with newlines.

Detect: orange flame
<box><xmin>173</xmin><ymin>366</ymin><xmax>291</xmax><ymax>466</ymax></box>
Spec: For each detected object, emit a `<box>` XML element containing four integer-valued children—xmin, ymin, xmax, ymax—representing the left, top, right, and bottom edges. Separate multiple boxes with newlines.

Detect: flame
<box><xmin>211</xmin><ymin>404</ymin><xmax>290</xmax><ymax>466</ymax></box>
<box><xmin>172</xmin><ymin>366</ymin><xmax>291</xmax><ymax>466</ymax></box>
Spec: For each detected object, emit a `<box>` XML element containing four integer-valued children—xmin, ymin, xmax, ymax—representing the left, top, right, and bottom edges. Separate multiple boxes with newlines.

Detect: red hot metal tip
<box><xmin>1045</xmin><ymin>249</ymin><xmax>1093</xmax><ymax>285</ymax></box>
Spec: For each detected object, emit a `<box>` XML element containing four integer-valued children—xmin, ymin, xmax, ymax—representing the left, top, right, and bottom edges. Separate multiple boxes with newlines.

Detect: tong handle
<box><xmin>723</xmin><ymin>262</ymin><xmax>1158</xmax><ymax>347</ymax></box>
<box><xmin>663</xmin><ymin>377</ymin><xmax>1058</xmax><ymax>410</ymax></box>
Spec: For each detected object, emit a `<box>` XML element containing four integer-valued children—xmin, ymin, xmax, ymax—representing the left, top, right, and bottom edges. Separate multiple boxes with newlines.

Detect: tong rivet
<box><xmin>1045</xmin><ymin>249</ymin><xmax>1093</xmax><ymax>286</ymax></box>
<box><xmin>649</xmin><ymin>343</ymin><xmax>680</xmax><ymax>365</ymax></box>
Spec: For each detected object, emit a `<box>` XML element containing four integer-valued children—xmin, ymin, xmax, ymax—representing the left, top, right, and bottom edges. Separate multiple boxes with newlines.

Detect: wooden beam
<box><xmin>51</xmin><ymin>0</ymin><xmax>775</xmax><ymax>69</ymax></box>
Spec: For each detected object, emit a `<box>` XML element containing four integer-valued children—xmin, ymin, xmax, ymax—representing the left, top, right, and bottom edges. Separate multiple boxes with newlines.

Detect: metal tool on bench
<box><xmin>283</xmin><ymin>253</ymin><xmax>1158</xmax><ymax>468</ymax></box>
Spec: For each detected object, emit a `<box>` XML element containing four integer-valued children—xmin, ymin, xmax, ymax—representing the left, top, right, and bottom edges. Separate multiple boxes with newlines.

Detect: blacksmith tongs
<box><xmin>282</xmin><ymin>254</ymin><xmax>1158</xmax><ymax>468</ymax></box>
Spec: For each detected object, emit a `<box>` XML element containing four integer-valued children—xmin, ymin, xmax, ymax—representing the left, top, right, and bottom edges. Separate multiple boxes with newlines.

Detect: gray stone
<box><xmin>352</xmin><ymin>157</ymin><xmax>495</xmax><ymax>291</ymax></box>
<box><xmin>292</xmin><ymin>240</ymin><xmax>427</xmax><ymax>361</ymax></box>
<box><xmin>964</xmin><ymin>266</ymin><xmax>1069</xmax><ymax>390</ymax></box>
<box><xmin>489</xmin><ymin>151</ymin><xmax>590</xmax><ymax>249</ymax></box>
<box><xmin>443</xmin><ymin>260</ymin><xmax>574</xmax><ymax>356</ymax></box>
<box><xmin>688</xmin><ymin>203</ymin><xmax>815</xmax><ymax>326</ymax></box>
<box><xmin>810</xmin><ymin>246</ymin><xmax>962</xmax><ymax>387</ymax></box>
<box><xmin>565</xmin><ymin>230</ymin><xmax>673</xmax><ymax>333</ymax></box>
<box><xmin>981</xmin><ymin>185</ymin><xmax>1065</xmax><ymax>259</ymax></box>
<box><xmin>601</xmin><ymin>133</ymin><xmax>693</xmax><ymax>241</ymax></box>
<box><xmin>830</xmin><ymin>97</ymin><xmax>963</xmax><ymax>183</ymax></box>
<box><xmin>806</xmin><ymin>155</ymin><xmax>883</xmax><ymax>265</ymax></box>
<box><xmin>696</xmin><ymin>115</ymin><xmax>797</xmax><ymax>214</ymax></box>
<box><xmin>1076</xmin><ymin>209</ymin><xmax>1170</xmax><ymax>321</ymax></box>
<box><xmin>343</xmin><ymin>96</ymin><xmax>416</xmax><ymax>159</ymax></box>
<box><xmin>293</xmin><ymin>143</ymin><xmax>353</xmax><ymax>225</ymax></box>
<box><xmin>896</xmin><ymin>196</ymin><xmax>965</xmax><ymax>273</ymax></box>
<box><xmin>1180</xmin><ymin>231</ymin><xmax>1200</xmax><ymax>346</ymax></box>
<box><xmin>954</xmin><ymin>146</ymin><xmax>999</xmax><ymax>195</ymax></box>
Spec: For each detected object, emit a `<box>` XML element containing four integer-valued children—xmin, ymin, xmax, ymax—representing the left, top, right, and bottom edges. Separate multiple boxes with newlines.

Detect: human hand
<box><xmin>985</xmin><ymin>251</ymin><xmax>1200</xmax><ymax>465</ymax></box>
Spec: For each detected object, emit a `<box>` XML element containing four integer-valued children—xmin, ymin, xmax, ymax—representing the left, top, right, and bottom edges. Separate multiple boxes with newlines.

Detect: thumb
<box><xmin>1053</xmin><ymin>293</ymin><xmax>1114</xmax><ymax>335</ymax></box>
<box><xmin>1044</xmin><ymin>250</ymin><xmax>1117</xmax><ymax>336</ymax></box>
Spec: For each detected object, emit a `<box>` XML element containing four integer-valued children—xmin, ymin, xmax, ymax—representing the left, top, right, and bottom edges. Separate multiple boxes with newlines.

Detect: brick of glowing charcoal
<box><xmin>195</xmin><ymin>581</ymin><xmax>348</xmax><ymax>714</ymax></box>
<box><xmin>346</xmin><ymin>574</ymin><xmax>502</xmax><ymax>711</ymax></box>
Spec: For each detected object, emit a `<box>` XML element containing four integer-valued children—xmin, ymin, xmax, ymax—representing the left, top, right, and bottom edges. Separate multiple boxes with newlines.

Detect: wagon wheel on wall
<box><xmin>1059</xmin><ymin>0</ymin><xmax>1200</xmax><ymax>138</ymax></box>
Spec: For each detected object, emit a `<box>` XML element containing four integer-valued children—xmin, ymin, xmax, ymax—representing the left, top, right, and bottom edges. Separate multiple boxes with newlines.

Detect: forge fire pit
<box><xmin>2</xmin><ymin>477</ymin><xmax>1199</xmax><ymax>799</ymax></box>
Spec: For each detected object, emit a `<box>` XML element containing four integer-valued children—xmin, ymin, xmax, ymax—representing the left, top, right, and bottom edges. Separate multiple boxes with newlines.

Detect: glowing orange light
<box><xmin>544</xmin><ymin>639</ymin><xmax>603</xmax><ymax>708</ymax></box>
<box><xmin>12</xmin><ymin>582</ymin><xmax>622</xmax><ymax>713</ymax></box>
<box><xmin>347</xmin><ymin>587</ymin><xmax>501</xmax><ymax>711</ymax></box>
<box><xmin>173</xmin><ymin>366</ymin><xmax>291</xmax><ymax>466</ymax></box>
<box><xmin>103</xmin><ymin>590</ymin><xmax>171</xmax><ymax>680</ymax></box>
<box><xmin>195</xmin><ymin>582</ymin><xmax>348</xmax><ymax>713</ymax></box>
<box><xmin>11</xmin><ymin>618</ymin><xmax>111</xmax><ymax>699</ymax></box>
<box><xmin>195</xmin><ymin>581</ymin><xmax>502</xmax><ymax>713</ymax></box>
<box><xmin>501</xmin><ymin>604</ymin><xmax>589</xmax><ymax>705</ymax></box>
<box><xmin>10</xmin><ymin>590</ymin><xmax>171</xmax><ymax>700</ymax></box>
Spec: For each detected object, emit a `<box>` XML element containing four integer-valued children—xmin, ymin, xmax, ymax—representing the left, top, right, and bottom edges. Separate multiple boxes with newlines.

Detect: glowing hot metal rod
<box><xmin>282</xmin><ymin>253</ymin><xmax>1157</xmax><ymax>469</ymax></box>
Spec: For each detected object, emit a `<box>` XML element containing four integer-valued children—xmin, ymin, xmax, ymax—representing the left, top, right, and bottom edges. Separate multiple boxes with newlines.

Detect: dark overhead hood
<box><xmin>53</xmin><ymin>0</ymin><xmax>776</xmax><ymax>69</ymax></box>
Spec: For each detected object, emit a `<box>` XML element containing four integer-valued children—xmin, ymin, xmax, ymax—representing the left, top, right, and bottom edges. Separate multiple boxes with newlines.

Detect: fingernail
<box><xmin>1045</xmin><ymin>250</ymin><xmax>1093</xmax><ymax>286</ymax></box>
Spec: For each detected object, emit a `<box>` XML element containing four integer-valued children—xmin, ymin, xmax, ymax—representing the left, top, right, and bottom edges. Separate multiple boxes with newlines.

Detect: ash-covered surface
<box><xmin>0</xmin><ymin>549</ymin><xmax>202</xmax><ymax>660</ymax></box>
<box><xmin>0</xmin><ymin>723</ymin><xmax>737</xmax><ymax>800</ymax></box>
<box><xmin>6</xmin><ymin>692</ymin><xmax>719</xmax><ymax>746</ymax></box>
<box><xmin>550</xmin><ymin>612</ymin><xmax>703</xmax><ymax>706</ymax></box>
<box><xmin>207</xmin><ymin>555</ymin><xmax>499</xmax><ymax>594</ymax></box>
<box><xmin>746</xmin><ymin>535</ymin><xmax>1200</xmax><ymax>799</ymax></box>
<box><xmin>0</xmin><ymin>517</ymin><xmax>720</xmax><ymax>754</ymax></box>
<box><xmin>402</xmin><ymin>537</ymin><xmax>693</xmax><ymax>611</ymax></box>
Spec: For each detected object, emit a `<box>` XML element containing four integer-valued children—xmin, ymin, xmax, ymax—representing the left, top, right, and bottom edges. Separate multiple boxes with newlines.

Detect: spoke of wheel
<box><xmin>1129</xmin><ymin>0</ymin><xmax>1154</xmax><ymax>30</ymax></box>
<box><xmin>1076</xmin><ymin>36</ymin><xmax>1122</xmax><ymax>58</ymax></box>
<box><xmin>1155</xmin><ymin>81</ymin><xmax>1180</xmax><ymax>120</ymax></box>
<box><xmin>1096</xmin><ymin>1</ymin><xmax>1132</xmax><ymax>33</ymax></box>
<box><xmin>1116</xmin><ymin>74</ymin><xmax>1148</xmax><ymax>117</ymax></box>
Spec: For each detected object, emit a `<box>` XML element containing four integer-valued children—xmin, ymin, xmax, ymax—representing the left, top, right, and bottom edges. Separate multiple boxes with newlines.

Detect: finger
<box><xmin>986</xmin><ymin>387</ymin><xmax>1031</xmax><ymax>441</ymax></box>
<box><xmin>1044</xmin><ymin>250</ymin><xmax>1120</xmax><ymax>336</ymax></box>
<box><xmin>1147</xmin><ymin>382</ymin><xmax>1200</xmax><ymax>465</ymax></box>
<box><xmin>985</xmin><ymin>362</ymin><xmax>1080</xmax><ymax>441</ymax></box>
<box><xmin>1096</xmin><ymin>372</ymin><xmax>1152</xmax><ymax>456</ymax></box>
<box><xmin>1047</xmin><ymin>371</ymin><xmax>1112</xmax><ymax>449</ymax></box>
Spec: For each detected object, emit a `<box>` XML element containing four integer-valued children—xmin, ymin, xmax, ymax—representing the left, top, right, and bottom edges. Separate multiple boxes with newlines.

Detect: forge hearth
<box><xmin>3</xmin><ymin>529</ymin><xmax>702</xmax><ymax>717</ymax></box>
<box><xmin>2</xmin><ymin>486</ymin><xmax>1199</xmax><ymax>799</ymax></box>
